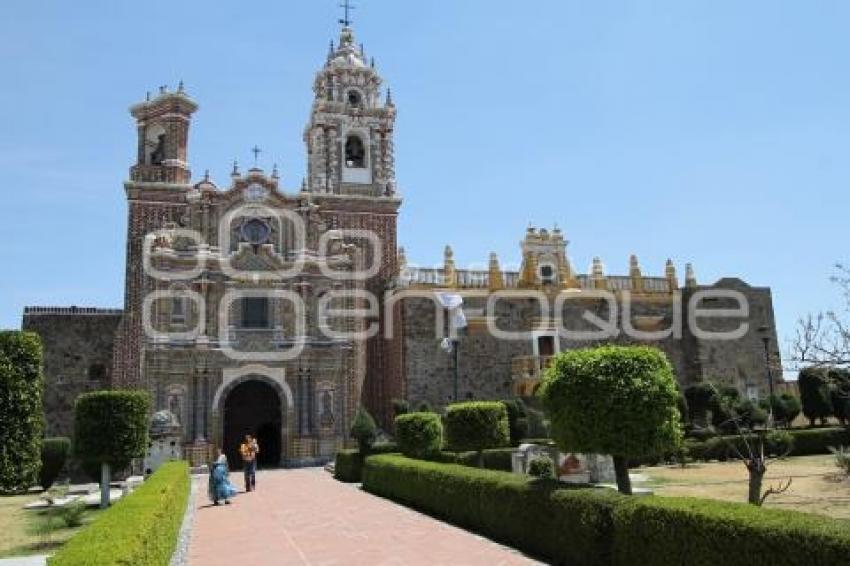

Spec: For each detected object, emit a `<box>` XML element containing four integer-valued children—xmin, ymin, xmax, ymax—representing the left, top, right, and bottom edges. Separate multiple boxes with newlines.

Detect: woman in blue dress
<box><xmin>208</xmin><ymin>448</ymin><xmax>237</xmax><ymax>505</ymax></box>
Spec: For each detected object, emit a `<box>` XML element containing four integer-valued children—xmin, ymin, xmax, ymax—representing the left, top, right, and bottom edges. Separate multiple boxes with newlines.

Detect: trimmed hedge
<box><xmin>363</xmin><ymin>454</ymin><xmax>620</xmax><ymax>566</ymax></box>
<box><xmin>40</xmin><ymin>437</ymin><xmax>71</xmax><ymax>489</ymax></box>
<box><xmin>444</xmin><ymin>401</ymin><xmax>510</xmax><ymax>452</ymax></box>
<box><xmin>333</xmin><ymin>443</ymin><xmax>398</xmax><ymax>483</ymax></box>
<box><xmin>48</xmin><ymin>460</ymin><xmax>190</xmax><ymax>566</ymax></box>
<box><xmin>612</xmin><ymin>495</ymin><xmax>850</xmax><ymax>566</ymax></box>
<box><xmin>437</xmin><ymin>448</ymin><xmax>515</xmax><ymax>471</ymax></box>
<box><xmin>395</xmin><ymin>412</ymin><xmax>443</xmax><ymax>458</ymax></box>
<box><xmin>363</xmin><ymin>455</ymin><xmax>850</xmax><ymax>566</ymax></box>
<box><xmin>683</xmin><ymin>427</ymin><xmax>850</xmax><ymax>462</ymax></box>
<box><xmin>0</xmin><ymin>331</ymin><xmax>43</xmax><ymax>493</ymax></box>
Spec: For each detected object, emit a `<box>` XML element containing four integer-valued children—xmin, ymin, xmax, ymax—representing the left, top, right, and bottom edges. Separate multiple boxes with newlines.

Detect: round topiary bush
<box><xmin>501</xmin><ymin>399</ymin><xmax>529</xmax><ymax>446</ymax></box>
<box><xmin>0</xmin><ymin>331</ymin><xmax>43</xmax><ymax>493</ymax></box>
<box><xmin>395</xmin><ymin>412</ymin><xmax>443</xmax><ymax>459</ymax></box>
<box><xmin>540</xmin><ymin>345</ymin><xmax>682</xmax><ymax>495</ymax></box>
<box><xmin>39</xmin><ymin>437</ymin><xmax>71</xmax><ymax>489</ymax></box>
<box><xmin>74</xmin><ymin>390</ymin><xmax>149</xmax><ymax>507</ymax></box>
<box><xmin>444</xmin><ymin>401</ymin><xmax>510</xmax><ymax>453</ymax></box>
<box><xmin>527</xmin><ymin>455</ymin><xmax>555</xmax><ymax>479</ymax></box>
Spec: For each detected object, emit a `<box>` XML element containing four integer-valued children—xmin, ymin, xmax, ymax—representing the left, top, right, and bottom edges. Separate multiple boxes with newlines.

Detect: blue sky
<box><xmin>1</xmin><ymin>1</ymin><xmax>849</xmax><ymax>372</ymax></box>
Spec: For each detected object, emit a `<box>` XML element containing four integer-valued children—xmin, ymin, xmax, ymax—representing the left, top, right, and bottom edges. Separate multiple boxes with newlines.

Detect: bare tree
<box><xmin>792</xmin><ymin>264</ymin><xmax>850</xmax><ymax>367</ymax></box>
<box><xmin>723</xmin><ymin>419</ymin><xmax>793</xmax><ymax>506</ymax></box>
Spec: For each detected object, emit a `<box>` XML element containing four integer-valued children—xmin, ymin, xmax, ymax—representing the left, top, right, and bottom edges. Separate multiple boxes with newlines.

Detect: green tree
<box><xmin>350</xmin><ymin>407</ymin><xmax>377</xmax><ymax>454</ymax></box>
<box><xmin>798</xmin><ymin>367</ymin><xmax>833</xmax><ymax>426</ymax></box>
<box><xmin>0</xmin><ymin>331</ymin><xmax>43</xmax><ymax>493</ymax></box>
<box><xmin>540</xmin><ymin>345</ymin><xmax>683</xmax><ymax>495</ymax></box>
<box><xmin>74</xmin><ymin>391</ymin><xmax>149</xmax><ymax>508</ymax></box>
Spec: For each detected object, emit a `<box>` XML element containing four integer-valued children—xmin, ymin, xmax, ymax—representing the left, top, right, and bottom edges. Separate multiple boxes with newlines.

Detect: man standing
<box><xmin>239</xmin><ymin>434</ymin><xmax>259</xmax><ymax>492</ymax></box>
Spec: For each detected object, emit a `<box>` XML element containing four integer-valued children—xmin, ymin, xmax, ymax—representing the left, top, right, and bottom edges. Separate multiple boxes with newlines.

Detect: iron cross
<box><xmin>339</xmin><ymin>0</ymin><xmax>356</xmax><ymax>27</ymax></box>
<box><xmin>251</xmin><ymin>145</ymin><xmax>262</xmax><ymax>166</ymax></box>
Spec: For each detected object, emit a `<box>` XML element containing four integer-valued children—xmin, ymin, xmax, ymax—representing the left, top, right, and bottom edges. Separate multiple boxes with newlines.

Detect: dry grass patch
<box><xmin>642</xmin><ymin>455</ymin><xmax>850</xmax><ymax>519</ymax></box>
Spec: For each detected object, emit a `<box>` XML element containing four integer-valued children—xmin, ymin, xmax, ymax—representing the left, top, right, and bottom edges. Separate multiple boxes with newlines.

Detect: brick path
<box><xmin>187</xmin><ymin>468</ymin><xmax>541</xmax><ymax>566</ymax></box>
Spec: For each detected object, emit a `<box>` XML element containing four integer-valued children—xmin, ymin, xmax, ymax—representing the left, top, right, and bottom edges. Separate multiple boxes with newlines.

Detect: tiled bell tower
<box><xmin>304</xmin><ymin>25</ymin><xmax>397</xmax><ymax>197</ymax></box>
<box><xmin>302</xmin><ymin>21</ymin><xmax>403</xmax><ymax>426</ymax></box>
<box><xmin>112</xmin><ymin>85</ymin><xmax>197</xmax><ymax>388</ymax></box>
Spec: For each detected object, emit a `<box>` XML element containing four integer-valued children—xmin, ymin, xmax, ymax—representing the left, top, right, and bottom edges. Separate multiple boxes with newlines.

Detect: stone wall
<box><xmin>22</xmin><ymin>307</ymin><xmax>123</xmax><ymax>438</ymax></box>
<box><xmin>400</xmin><ymin>278</ymin><xmax>781</xmax><ymax>411</ymax></box>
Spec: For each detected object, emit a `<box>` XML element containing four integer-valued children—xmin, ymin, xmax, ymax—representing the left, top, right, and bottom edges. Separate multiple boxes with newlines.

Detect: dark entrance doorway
<box><xmin>223</xmin><ymin>380</ymin><xmax>282</xmax><ymax>468</ymax></box>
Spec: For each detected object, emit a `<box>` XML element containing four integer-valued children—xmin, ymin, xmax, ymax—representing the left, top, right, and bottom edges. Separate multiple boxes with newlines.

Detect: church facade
<box><xmin>22</xmin><ymin>23</ymin><xmax>783</xmax><ymax>467</ymax></box>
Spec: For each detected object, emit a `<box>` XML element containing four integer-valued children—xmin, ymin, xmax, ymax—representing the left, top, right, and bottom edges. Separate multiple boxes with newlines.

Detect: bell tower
<box><xmin>304</xmin><ymin>24</ymin><xmax>397</xmax><ymax>197</ymax></box>
<box><xmin>129</xmin><ymin>84</ymin><xmax>198</xmax><ymax>184</ymax></box>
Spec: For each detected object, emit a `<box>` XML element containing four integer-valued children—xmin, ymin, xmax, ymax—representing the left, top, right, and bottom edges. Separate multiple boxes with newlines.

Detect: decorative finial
<box><xmin>370</xmin><ymin>56</ymin><xmax>375</xmax><ymax>68</ymax></box>
<box><xmin>385</xmin><ymin>87</ymin><xmax>393</xmax><ymax>106</ymax></box>
<box><xmin>685</xmin><ymin>263</ymin><xmax>697</xmax><ymax>288</ymax></box>
<box><xmin>159</xmin><ymin>84</ymin><xmax>167</xmax><ymax>94</ymax></box>
<box><xmin>178</xmin><ymin>80</ymin><xmax>185</xmax><ymax>92</ymax></box>
<box><xmin>328</xmin><ymin>40</ymin><xmax>335</xmax><ymax>60</ymax></box>
<box><xmin>251</xmin><ymin>145</ymin><xmax>262</xmax><ymax>167</ymax></box>
<box><xmin>665</xmin><ymin>259</ymin><xmax>679</xmax><ymax>289</ymax></box>
<box><xmin>444</xmin><ymin>245</ymin><xmax>454</xmax><ymax>261</ymax></box>
<box><xmin>145</xmin><ymin>91</ymin><xmax>151</xmax><ymax>101</ymax></box>
<box><xmin>232</xmin><ymin>159</ymin><xmax>239</xmax><ymax>176</ymax></box>
<box><xmin>301</xmin><ymin>178</ymin><xmax>308</xmax><ymax>192</ymax></box>
<box><xmin>339</xmin><ymin>0</ymin><xmax>356</xmax><ymax>27</ymax></box>
<box><xmin>271</xmin><ymin>163</ymin><xmax>279</xmax><ymax>179</ymax></box>
<box><xmin>203</xmin><ymin>169</ymin><xmax>210</xmax><ymax>182</ymax></box>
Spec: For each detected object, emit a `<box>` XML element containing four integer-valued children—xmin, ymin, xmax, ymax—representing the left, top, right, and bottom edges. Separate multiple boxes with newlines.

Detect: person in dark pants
<box><xmin>239</xmin><ymin>434</ymin><xmax>259</xmax><ymax>492</ymax></box>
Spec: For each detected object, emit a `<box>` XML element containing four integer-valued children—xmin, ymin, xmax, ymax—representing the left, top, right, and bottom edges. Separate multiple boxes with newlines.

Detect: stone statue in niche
<box><xmin>150</xmin><ymin>134</ymin><xmax>166</xmax><ymax>165</ymax></box>
<box><xmin>320</xmin><ymin>390</ymin><xmax>334</xmax><ymax>426</ymax></box>
<box><xmin>168</xmin><ymin>394</ymin><xmax>182</xmax><ymax>425</ymax></box>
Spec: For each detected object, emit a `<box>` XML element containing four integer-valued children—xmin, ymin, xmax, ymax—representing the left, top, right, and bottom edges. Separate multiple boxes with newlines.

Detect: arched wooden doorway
<box><xmin>223</xmin><ymin>380</ymin><xmax>283</xmax><ymax>468</ymax></box>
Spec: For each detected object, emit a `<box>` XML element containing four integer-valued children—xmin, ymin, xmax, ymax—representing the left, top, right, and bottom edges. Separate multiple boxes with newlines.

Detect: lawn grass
<box><xmin>641</xmin><ymin>455</ymin><xmax>850</xmax><ymax>520</ymax></box>
<box><xmin>0</xmin><ymin>491</ymin><xmax>103</xmax><ymax>558</ymax></box>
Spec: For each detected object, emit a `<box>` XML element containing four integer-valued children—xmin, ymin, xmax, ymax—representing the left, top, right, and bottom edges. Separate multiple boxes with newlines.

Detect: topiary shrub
<box><xmin>395</xmin><ymin>412</ymin><xmax>443</xmax><ymax>459</ymax></box>
<box><xmin>444</xmin><ymin>401</ymin><xmax>510</xmax><ymax>457</ymax></box>
<box><xmin>391</xmin><ymin>399</ymin><xmax>410</xmax><ymax>419</ymax></box>
<box><xmin>0</xmin><ymin>331</ymin><xmax>43</xmax><ymax>493</ymax></box>
<box><xmin>829</xmin><ymin>368</ymin><xmax>850</xmax><ymax>425</ymax></box>
<box><xmin>350</xmin><ymin>407</ymin><xmax>377</xmax><ymax>454</ymax></box>
<box><xmin>770</xmin><ymin>393</ymin><xmax>802</xmax><ymax>427</ymax></box>
<box><xmin>501</xmin><ymin>399</ymin><xmax>529</xmax><ymax>446</ymax></box>
<box><xmin>799</xmin><ymin>367</ymin><xmax>833</xmax><ymax>426</ymax></box>
<box><xmin>39</xmin><ymin>437</ymin><xmax>71</xmax><ymax>489</ymax></box>
<box><xmin>528</xmin><ymin>455</ymin><xmax>555</xmax><ymax>479</ymax></box>
<box><xmin>74</xmin><ymin>390</ymin><xmax>149</xmax><ymax>507</ymax></box>
<box><xmin>541</xmin><ymin>345</ymin><xmax>682</xmax><ymax>495</ymax></box>
<box><xmin>684</xmin><ymin>382</ymin><xmax>718</xmax><ymax>427</ymax></box>
<box><xmin>734</xmin><ymin>399</ymin><xmax>768</xmax><ymax>429</ymax></box>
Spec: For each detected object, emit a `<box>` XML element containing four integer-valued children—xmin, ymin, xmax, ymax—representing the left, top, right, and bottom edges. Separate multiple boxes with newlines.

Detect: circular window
<box><xmin>540</xmin><ymin>265</ymin><xmax>555</xmax><ymax>279</ymax></box>
<box><xmin>240</xmin><ymin>218</ymin><xmax>271</xmax><ymax>246</ymax></box>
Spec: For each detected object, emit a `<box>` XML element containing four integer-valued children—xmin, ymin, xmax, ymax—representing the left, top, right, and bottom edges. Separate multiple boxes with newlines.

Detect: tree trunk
<box><xmin>613</xmin><ymin>456</ymin><xmax>632</xmax><ymax>495</ymax></box>
<box><xmin>747</xmin><ymin>461</ymin><xmax>765</xmax><ymax>505</ymax></box>
<box><xmin>100</xmin><ymin>462</ymin><xmax>111</xmax><ymax>509</ymax></box>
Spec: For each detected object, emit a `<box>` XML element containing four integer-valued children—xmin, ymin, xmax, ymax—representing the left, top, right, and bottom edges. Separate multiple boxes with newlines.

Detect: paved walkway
<box><xmin>187</xmin><ymin>468</ymin><xmax>540</xmax><ymax>566</ymax></box>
